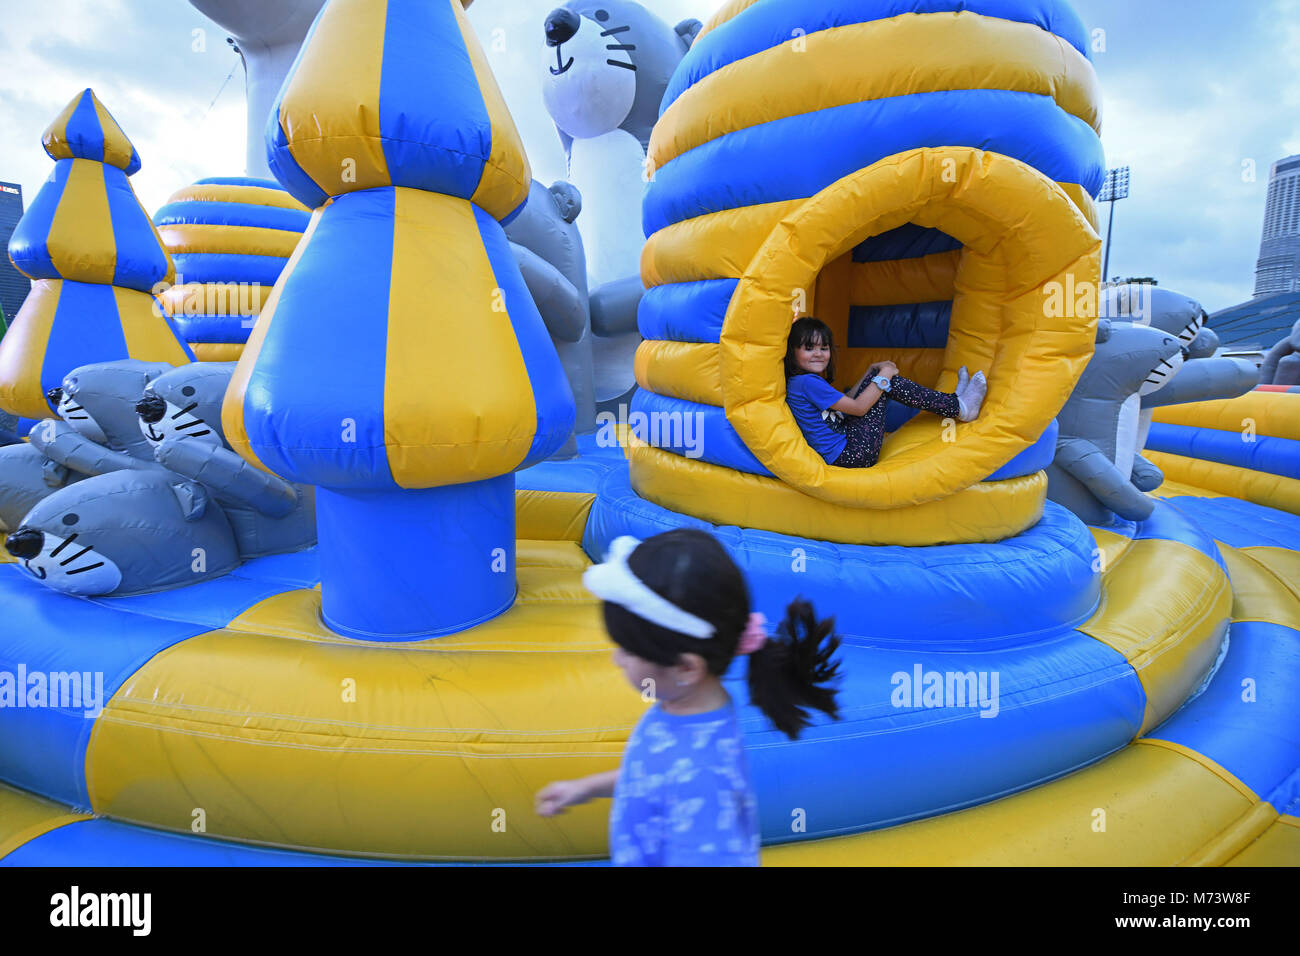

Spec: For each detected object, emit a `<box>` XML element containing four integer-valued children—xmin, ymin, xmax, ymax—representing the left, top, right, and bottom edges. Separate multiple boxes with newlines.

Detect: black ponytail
<box><xmin>598</xmin><ymin>529</ymin><xmax>842</xmax><ymax>741</ymax></box>
<box><xmin>746</xmin><ymin>598</ymin><xmax>842</xmax><ymax>739</ymax></box>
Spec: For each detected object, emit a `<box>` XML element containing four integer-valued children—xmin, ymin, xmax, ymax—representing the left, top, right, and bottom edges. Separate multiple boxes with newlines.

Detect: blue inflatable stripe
<box><xmin>664</xmin><ymin>0</ymin><xmax>1091</xmax><ymax>110</ymax></box>
<box><xmin>378</xmin><ymin>0</ymin><xmax>489</xmax><ymax>200</ymax></box>
<box><xmin>1148</xmin><ymin>621</ymin><xmax>1300</xmax><ymax>814</ymax></box>
<box><xmin>632</xmin><ymin>389</ymin><xmax>1056</xmax><ymax>481</ymax></box>
<box><xmin>170</xmin><ymin>252</ymin><xmax>291</xmax><ymax>287</ymax></box>
<box><xmin>1146</xmin><ymin>423</ymin><xmax>1300</xmax><ymax>482</ymax></box>
<box><xmin>854</xmin><ymin>224</ymin><xmax>962</xmax><ymax>262</ymax></box>
<box><xmin>264</xmin><ymin>4</ymin><xmax>330</xmax><ymax>209</ymax></box>
<box><xmin>849</xmin><ymin>301</ymin><xmax>952</xmax><ymax>349</ymax></box>
<box><xmin>644</xmin><ymin>89</ymin><xmax>1105</xmax><ymax>235</ymax></box>
<box><xmin>1105</xmin><ymin>498</ymin><xmax>1227</xmax><ymax>573</ymax></box>
<box><xmin>166</xmin><ymin>313</ymin><xmax>254</xmax><ymax>344</ymax></box>
<box><xmin>474</xmin><ymin>204</ymin><xmax>575</xmax><ymax>468</ymax></box>
<box><xmin>65</xmin><ymin>90</ymin><xmax>107</xmax><ymax>167</ymax></box>
<box><xmin>195</xmin><ymin>176</ymin><xmax>286</xmax><ymax>189</ymax></box>
<box><xmin>41</xmin><ymin>282</ymin><xmax>129</xmax><ymax>405</ymax></box>
<box><xmin>243</xmin><ymin>188</ymin><xmax>396</xmax><ymax>488</ymax></box>
<box><xmin>6</xmin><ymin>160</ymin><xmax>68</xmax><ymax>280</ymax></box>
<box><xmin>102</xmin><ymin>165</ymin><xmax>171</xmax><ymax>292</ymax></box>
<box><xmin>1158</xmin><ymin>495</ymin><xmax>1300</xmax><ymax>551</ymax></box>
<box><xmin>153</xmin><ymin>200</ymin><xmax>310</xmax><ymax>233</ymax></box>
<box><xmin>638</xmin><ymin>278</ymin><xmax>738</xmax><ymax>344</ymax></box>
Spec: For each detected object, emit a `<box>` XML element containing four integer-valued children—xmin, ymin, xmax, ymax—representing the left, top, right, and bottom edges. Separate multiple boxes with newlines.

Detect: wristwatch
<box><xmin>871</xmin><ymin>375</ymin><xmax>892</xmax><ymax>392</ymax></box>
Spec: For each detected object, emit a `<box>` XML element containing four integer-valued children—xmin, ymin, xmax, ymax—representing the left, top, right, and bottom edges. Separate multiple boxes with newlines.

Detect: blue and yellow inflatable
<box><xmin>0</xmin><ymin>0</ymin><xmax>1296</xmax><ymax>866</ymax></box>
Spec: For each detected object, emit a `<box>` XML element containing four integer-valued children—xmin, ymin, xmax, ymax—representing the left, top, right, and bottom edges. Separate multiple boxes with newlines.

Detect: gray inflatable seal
<box><xmin>137</xmin><ymin>362</ymin><xmax>316</xmax><ymax>559</ymax></box>
<box><xmin>1046</xmin><ymin>319</ymin><xmax>1183</xmax><ymax>525</ymax></box>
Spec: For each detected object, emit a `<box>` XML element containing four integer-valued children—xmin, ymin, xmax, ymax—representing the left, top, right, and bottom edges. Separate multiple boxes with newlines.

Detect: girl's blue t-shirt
<box><xmin>786</xmin><ymin>372</ymin><xmax>848</xmax><ymax>463</ymax></box>
<box><xmin>609</xmin><ymin>699</ymin><xmax>760</xmax><ymax>867</ymax></box>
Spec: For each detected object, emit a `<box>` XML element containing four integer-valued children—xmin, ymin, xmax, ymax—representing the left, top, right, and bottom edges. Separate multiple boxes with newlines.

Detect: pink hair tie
<box><xmin>737</xmin><ymin>612</ymin><xmax>768</xmax><ymax>655</ymax></box>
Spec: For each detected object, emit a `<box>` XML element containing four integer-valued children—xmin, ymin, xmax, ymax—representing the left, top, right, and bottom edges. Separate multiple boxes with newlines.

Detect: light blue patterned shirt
<box><xmin>609</xmin><ymin>699</ymin><xmax>760</xmax><ymax>866</ymax></box>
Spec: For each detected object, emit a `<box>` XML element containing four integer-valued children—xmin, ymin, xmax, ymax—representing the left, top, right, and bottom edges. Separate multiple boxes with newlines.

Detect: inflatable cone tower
<box><xmin>0</xmin><ymin>89</ymin><xmax>193</xmax><ymax>420</ymax></box>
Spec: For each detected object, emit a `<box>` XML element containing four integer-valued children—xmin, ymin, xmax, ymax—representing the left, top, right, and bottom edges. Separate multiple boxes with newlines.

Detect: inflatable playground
<box><xmin>0</xmin><ymin>0</ymin><xmax>1297</xmax><ymax>866</ymax></box>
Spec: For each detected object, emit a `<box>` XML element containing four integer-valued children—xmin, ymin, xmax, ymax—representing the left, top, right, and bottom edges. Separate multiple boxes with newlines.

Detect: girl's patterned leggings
<box><xmin>832</xmin><ymin>376</ymin><xmax>960</xmax><ymax>468</ymax></box>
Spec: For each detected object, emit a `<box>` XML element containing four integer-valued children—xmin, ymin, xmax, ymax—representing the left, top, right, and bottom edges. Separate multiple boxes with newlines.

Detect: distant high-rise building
<box><xmin>0</xmin><ymin>181</ymin><xmax>30</xmax><ymax>328</ymax></box>
<box><xmin>1254</xmin><ymin>155</ymin><xmax>1300</xmax><ymax>297</ymax></box>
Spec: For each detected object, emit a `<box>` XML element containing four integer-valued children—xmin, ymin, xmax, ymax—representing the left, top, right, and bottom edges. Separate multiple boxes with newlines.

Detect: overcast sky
<box><xmin>1</xmin><ymin>0</ymin><xmax>1295</xmax><ymax>312</ymax></box>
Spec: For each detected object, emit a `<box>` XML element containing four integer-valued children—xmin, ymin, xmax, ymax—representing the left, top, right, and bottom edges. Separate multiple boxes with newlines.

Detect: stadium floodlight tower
<box><xmin>1098</xmin><ymin>165</ymin><xmax>1131</xmax><ymax>282</ymax></box>
<box><xmin>188</xmin><ymin>0</ymin><xmax>328</xmax><ymax>179</ymax></box>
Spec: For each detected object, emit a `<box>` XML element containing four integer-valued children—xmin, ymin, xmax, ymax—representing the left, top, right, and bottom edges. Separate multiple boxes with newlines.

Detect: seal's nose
<box><xmin>136</xmin><ymin>393</ymin><xmax>167</xmax><ymax>425</ymax></box>
<box><xmin>545</xmin><ymin>8</ymin><xmax>580</xmax><ymax>46</ymax></box>
<box><xmin>5</xmin><ymin>528</ymin><xmax>43</xmax><ymax>560</ymax></box>
<box><xmin>46</xmin><ymin>386</ymin><xmax>63</xmax><ymax>408</ymax></box>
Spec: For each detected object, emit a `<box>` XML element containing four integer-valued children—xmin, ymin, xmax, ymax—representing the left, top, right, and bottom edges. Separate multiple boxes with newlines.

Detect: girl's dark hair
<box><xmin>785</xmin><ymin>316</ymin><xmax>837</xmax><ymax>383</ymax></box>
<box><xmin>604</xmin><ymin>529</ymin><xmax>842</xmax><ymax>739</ymax></box>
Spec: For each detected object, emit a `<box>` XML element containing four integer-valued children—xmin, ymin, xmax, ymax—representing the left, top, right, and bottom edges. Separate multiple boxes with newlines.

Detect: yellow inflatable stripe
<box><xmin>0</xmin><ymin>279</ymin><xmax>61</xmax><ymax>419</ymax></box>
<box><xmin>1224</xmin><ymin>815</ymin><xmax>1300</xmax><ymax>865</ymax></box>
<box><xmin>190</xmin><ymin>343</ymin><xmax>246</xmax><ymax>362</ymax></box>
<box><xmin>90</xmin><ymin>95</ymin><xmax>137</xmax><ymax>173</ymax></box>
<box><xmin>1152</xmin><ymin>390</ymin><xmax>1300</xmax><ymax>442</ymax></box>
<box><xmin>280</xmin><ymin>0</ymin><xmax>391</xmax><ymax>198</ymax></box>
<box><xmin>628</xmin><ymin>436</ymin><xmax>1047</xmax><ymax>545</ymax></box>
<box><xmin>384</xmin><ymin>189</ymin><xmax>536</xmax><ymax>486</ymax></box>
<box><xmin>157</xmin><ymin>223</ymin><xmax>303</xmax><ymax>258</ymax></box>
<box><xmin>0</xmin><ymin>782</ymin><xmax>91</xmax><ymax>860</ymax></box>
<box><xmin>1220</xmin><ymin>547</ymin><xmax>1300</xmax><ymax>628</ymax></box>
<box><xmin>46</xmin><ymin>159</ymin><xmax>115</xmax><ymax>284</ymax></box>
<box><xmin>1078</xmin><ymin>538</ymin><xmax>1230</xmax><ymax>734</ymax></box>
<box><xmin>168</xmin><ymin>184</ymin><xmax>310</xmax><ymax>212</ymax></box>
<box><xmin>642</xmin><ymin>199</ymin><xmax>801</xmax><ymax>286</ymax></box>
<box><xmin>1089</xmin><ymin>526</ymin><xmax>1133</xmax><ymax>573</ymax></box>
<box><xmin>652</xmin><ymin>13</ymin><xmax>1100</xmax><ymax>171</ymax></box>
<box><xmin>1148</xmin><ymin>478</ymin><xmax>1225</xmax><ymax>499</ymax></box>
<box><xmin>453</xmin><ymin>0</ymin><xmax>531</xmax><ymax>220</ymax></box>
<box><xmin>1059</xmin><ymin>182</ymin><xmax>1101</xmax><ymax>233</ymax></box>
<box><xmin>848</xmin><ymin>250</ymin><xmax>959</xmax><ymax>306</ymax></box>
<box><xmin>223</xmin><ymin>205</ymin><xmax>326</xmax><ymax>476</ymax></box>
<box><xmin>159</xmin><ymin>282</ymin><xmax>276</xmax><ymax>318</ymax></box>
<box><xmin>1146</xmin><ymin>450</ymin><xmax>1300</xmax><ymax>516</ymax></box>
<box><xmin>114</xmin><ymin>287</ymin><xmax>193</xmax><ymax>368</ymax></box>
<box><xmin>516</xmin><ymin>489</ymin><xmax>594</xmax><ymax>542</ymax></box>
<box><xmin>719</xmin><ymin>147</ymin><xmax>1098</xmax><ymax>509</ymax></box>
<box><xmin>764</xmin><ymin>744</ymin><xmax>1256</xmax><ymax>865</ymax></box>
<box><xmin>700</xmin><ymin>0</ymin><xmax>758</xmax><ymax>36</ymax></box>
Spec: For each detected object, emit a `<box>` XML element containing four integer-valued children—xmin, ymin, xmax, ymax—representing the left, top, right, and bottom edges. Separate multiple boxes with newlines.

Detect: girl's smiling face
<box><xmin>795</xmin><ymin>335</ymin><xmax>831</xmax><ymax>376</ymax></box>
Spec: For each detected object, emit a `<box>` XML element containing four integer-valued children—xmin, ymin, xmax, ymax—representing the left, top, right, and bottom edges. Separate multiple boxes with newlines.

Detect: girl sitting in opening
<box><xmin>534</xmin><ymin>529</ymin><xmax>842</xmax><ymax>866</ymax></box>
<box><xmin>785</xmin><ymin>316</ymin><xmax>987</xmax><ymax>469</ymax></box>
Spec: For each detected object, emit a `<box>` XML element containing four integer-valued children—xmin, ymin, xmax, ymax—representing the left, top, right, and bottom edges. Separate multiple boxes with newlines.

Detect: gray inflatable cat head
<box><xmin>4</xmin><ymin>469</ymin><xmax>240</xmax><ymax>597</ymax></box>
<box><xmin>136</xmin><ymin>362</ymin><xmax>237</xmax><ymax>452</ymax></box>
<box><xmin>50</xmin><ymin>360</ymin><xmax>174</xmax><ymax>453</ymax></box>
<box><xmin>542</xmin><ymin>2</ymin><xmax>702</xmax><ymax>154</ymax></box>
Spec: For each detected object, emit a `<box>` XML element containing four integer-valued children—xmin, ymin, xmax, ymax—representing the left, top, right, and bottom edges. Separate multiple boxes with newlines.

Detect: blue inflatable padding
<box><xmin>1146</xmin><ymin>423</ymin><xmax>1300</xmax><ymax>481</ymax></box>
<box><xmin>628</xmin><ymin>390</ymin><xmax>1054</xmax><ymax>481</ymax></box>
<box><xmin>1157</xmin><ymin>495</ymin><xmax>1300</xmax><ymax>551</ymax></box>
<box><xmin>262</xmin><ymin>4</ymin><xmax>330</xmax><ymax>210</ymax></box>
<box><xmin>1148</xmin><ymin>621</ymin><xmax>1300</xmax><ymax>815</ymax></box>
<box><xmin>644</xmin><ymin>89</ymin><xmax>1106</xmax><ymax>234</ymax></box>
<box><xmin>586</xmin><ymin>466</ymin><xmax>1100</xmax><ymax>643</ymax></box>
<box><xmin>41</xmin><ymin>282</ymin><xmax>129</xmax><ymax>403</ymax></box>
<box><xmin>849</xmin><ymin>301</ymin><xmax>952</xmax><ymax>349</ymax></box>
<box><xmin>56</xmin><ymin>90</ymin><xmax>142</xmax><ymax>176</ymax></box>
<box><xmin>166</xmin><ymin>313</ymin><xmax>254</xmax><ymax>344</ymax></box>
<box><xmin>474</xmin><ymin>203</ymin><xmax>576</xmax><ymax>468</ymax></box>
<box><xmin>240</xmin><ymin>187</ymin><xmax>397</xmax><ymax>489</ymax></box>
<box><xmin>196</xmin><ymin>176</ymin><xmax>285</xmax><ymax>189</ymax></box>
<box><xmin>1103</xmin><ymin>498</ymin><xmax>1227</xmax><ymax>573</ymax></box>
<box><xmin>0</xmin><ymin>548</ymin><xmax>324</xmax><ymax>809</ymax></box>
<box><xmin>7</xmin><ymin>161</ymin><xmax>68</xmax><ymax>277</ymax></box>
<box><xmin>170</xmin><ymin>252</ymin><xmax>293</xmax><ymax>287</ymax></box>
<box><xmin>152</xmin><ymin>200</ymin><xmax>311</xmax><ymax>233</ymax></box>
<box><xmin>630</xmin><ymin>390</ymin><xmax>770</xmax><ymax>476</ymax></box>
<box><xmin>637</xmin><ymin>278</ymin><xmax>738</xmax><ymax>344</ymax></box>
<box><xmin>516</xmin><ymin>431</ymin><xmax>632</xmax><ymax>494</ymax></box>
<box><xmin>662</xmin><ymin>0</ymin><xmax>1092</xmax><ymax>111</ymax></box>
<box><xmin>853</xmin><ymin>224</ymin><xmax>963</xmax><ymax>262</ymax></box>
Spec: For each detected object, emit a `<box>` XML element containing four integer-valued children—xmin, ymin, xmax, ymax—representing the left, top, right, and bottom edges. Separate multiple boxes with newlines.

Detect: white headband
<box><xmin>582</xmin><ymin>535</ymin><xmax>715</xmax><ymax>639</ymax></box>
